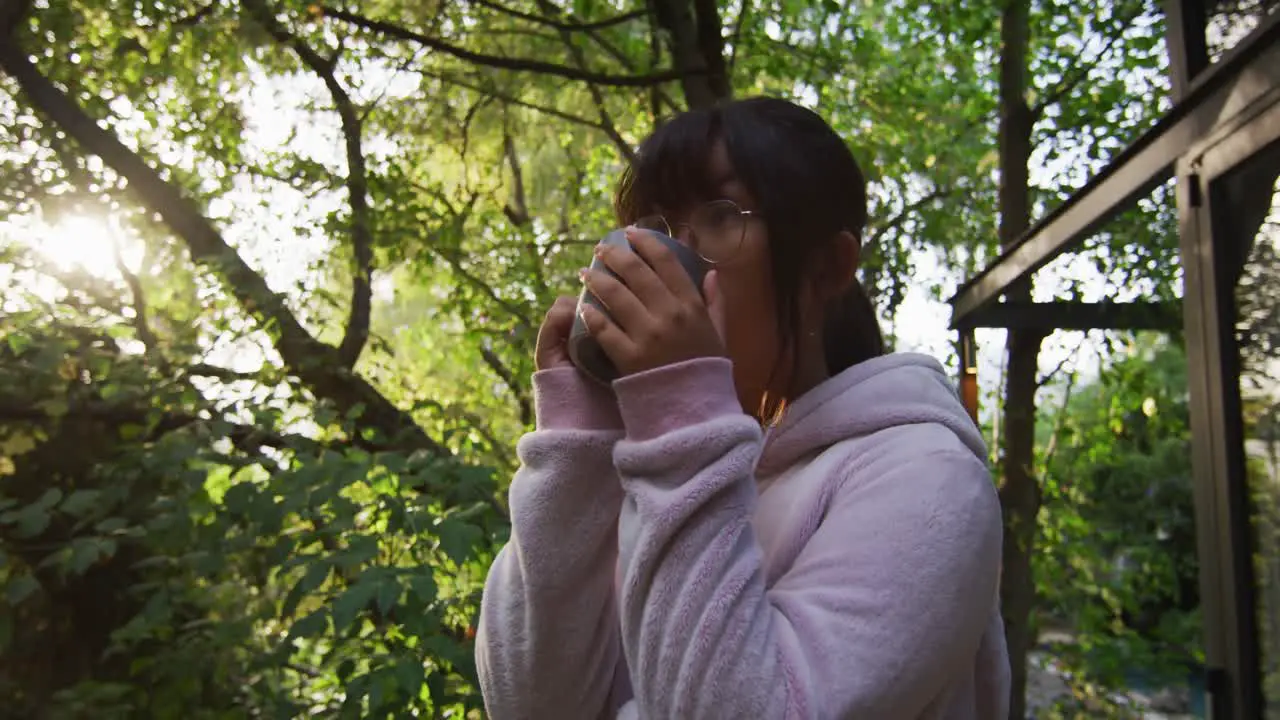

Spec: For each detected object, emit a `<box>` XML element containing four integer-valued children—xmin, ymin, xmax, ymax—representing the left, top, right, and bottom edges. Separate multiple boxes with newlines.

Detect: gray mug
<box><xmin>568</xmin><ymin>228</ymin><xmax>710</xmax><ymax>385</ymax></box>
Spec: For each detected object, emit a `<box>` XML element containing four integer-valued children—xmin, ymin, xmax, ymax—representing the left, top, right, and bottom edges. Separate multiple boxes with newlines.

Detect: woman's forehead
<box><xmin>620</xmin><ymin>126</ymin><xmax>749</xmax><ymax>219</ymax></box>
<box><xmin>664</xmin><ymin>142</ymin><xmax>739</xmax><ymax>206</ymax></box>
<box><xmin>705</xmin><ymin>142</ymin><xmax>736</xmax><ymax>188</ymax></box>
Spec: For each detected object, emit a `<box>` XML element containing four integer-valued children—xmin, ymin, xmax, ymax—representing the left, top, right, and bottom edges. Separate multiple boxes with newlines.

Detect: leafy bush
<box><xmin>1034</xmin><ymin>337</ymin><xmax>1203</xmax><ymax>708</ymax></box>
<box><xmin>1</xmin><ymin>305</ymin><xmax>501</xmax><ymax>717</ymax></box>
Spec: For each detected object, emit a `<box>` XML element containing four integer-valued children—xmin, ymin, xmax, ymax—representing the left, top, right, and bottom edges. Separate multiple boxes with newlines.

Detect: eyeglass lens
<box><xmin>630</xmin><ymin>199</ymin><xmax>747</xmax><ymax>264</ymax></box>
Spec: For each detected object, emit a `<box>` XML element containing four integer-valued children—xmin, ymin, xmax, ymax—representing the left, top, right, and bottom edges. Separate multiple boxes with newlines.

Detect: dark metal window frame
<box><xmin>950</xmin><ymin>11</ymin><xmax>1280</xmax><ymax>325</ymax></box>
<box><xmin>1182</xmin><ymin>102</ymin><xmax>1280</xmax><ymax>719</ymax></box>
<box><xmin>948</xmin><ymin>3</ymin><xmax>1280</xmax><ymax>718</ymax></box>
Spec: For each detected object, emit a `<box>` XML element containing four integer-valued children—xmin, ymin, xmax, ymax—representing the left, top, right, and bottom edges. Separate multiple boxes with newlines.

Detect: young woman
<box><xmin>475</xmin><ymin>97</ymin><xmax>1009</xmax><ymax>719</ymax></box>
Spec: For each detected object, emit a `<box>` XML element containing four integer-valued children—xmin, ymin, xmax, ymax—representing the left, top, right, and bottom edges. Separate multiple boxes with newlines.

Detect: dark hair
<box><xmin>614</xmin><ymin>96</ymin><xmax>885</xmax><ymax>420</ymax></box>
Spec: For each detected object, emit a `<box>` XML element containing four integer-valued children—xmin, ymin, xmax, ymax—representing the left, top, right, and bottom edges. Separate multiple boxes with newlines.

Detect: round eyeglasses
<box><xmin>632</xmin><ymin>199</ymin><xmax>759</xmax><ymax>264</ymax></box>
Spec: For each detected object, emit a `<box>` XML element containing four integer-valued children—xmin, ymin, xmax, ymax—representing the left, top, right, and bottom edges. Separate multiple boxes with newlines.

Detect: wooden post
<box><xmin>959</xmin><ymin>329</ymin><xmax>979</xmax><ymax>425</ymax></box>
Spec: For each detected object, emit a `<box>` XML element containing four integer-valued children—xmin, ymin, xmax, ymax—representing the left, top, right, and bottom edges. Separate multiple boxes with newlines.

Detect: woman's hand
<box><xmin>579</xmin><ymin>228</ymin><xmax>727</xmax><ymax>377</ymax></box>
<box><xmin>535</xmin><ymin>296</ymin><xmax>580</xmax><ymax>371</ymax></box>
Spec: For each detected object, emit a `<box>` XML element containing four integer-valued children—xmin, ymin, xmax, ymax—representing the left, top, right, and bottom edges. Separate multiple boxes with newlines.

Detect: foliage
<box><xmin>1033</xmin><ymin>336</ymin><xmax>1202</xmax><ymax>713</ymax></box>
<box><xmin>1236</xmin><ymin>180</ymin><xmax>1280</xmax><ymax>717</ymax></box>
<box><xmin>0</xmin><ymin>274</ymin><xmax>497</xmax><ymax>716</ymax></box>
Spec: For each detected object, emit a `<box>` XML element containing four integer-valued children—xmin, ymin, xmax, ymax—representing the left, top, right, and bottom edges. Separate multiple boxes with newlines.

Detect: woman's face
<box><xmin>660</xmin><ymin>142</ymin><xmax>783</xmax><ymax>417</ymax></box>
<box><xmin>650</xmin><ymin>140</ymin><xmax>847</xmax><ymax>417</ymax></box>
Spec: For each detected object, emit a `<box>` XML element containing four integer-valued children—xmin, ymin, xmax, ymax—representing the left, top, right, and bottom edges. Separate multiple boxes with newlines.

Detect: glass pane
<box><xmin>1206</xmin><ymin>0</ymin><xmax>1277</xmax><ymax>63</ymax></box>
<box><xmin>1019</xmin><ymin>179</ymin><xmax>1206</xmax><ymax>718</ymax></box>
<box><xmin>1215</xmin><ymin>134</ymin><xmax>1280</xmax><ymax>716</ymax></box>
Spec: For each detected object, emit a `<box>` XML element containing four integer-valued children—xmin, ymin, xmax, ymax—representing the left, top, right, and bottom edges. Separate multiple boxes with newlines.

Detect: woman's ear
<box><xmin>812</xmin><ymin>230</ymin><xmax>860</xmax><ymax>302</ymax></box>
<box><xmin>834</xmin><ymin>230</ymin><xmax>861</xmax><ymax>294</ymax></box>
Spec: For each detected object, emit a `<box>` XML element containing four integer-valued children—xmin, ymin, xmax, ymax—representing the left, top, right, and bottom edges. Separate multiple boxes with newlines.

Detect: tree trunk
<box><xmin>648</xmin><ymin>0</ymin><xmax>730</xmax><ymax>109</ymax></box>
<box><xmin>995</xmin><ymin>0</ymin><xmax>1047</xmax><ymax>717</ymax></box>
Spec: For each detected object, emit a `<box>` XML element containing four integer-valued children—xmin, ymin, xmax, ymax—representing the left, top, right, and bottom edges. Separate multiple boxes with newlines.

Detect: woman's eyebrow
<box><xmin>711</xmin><ymin>171</ymin><xmax>737</xmax><ymax>189</ymax></box>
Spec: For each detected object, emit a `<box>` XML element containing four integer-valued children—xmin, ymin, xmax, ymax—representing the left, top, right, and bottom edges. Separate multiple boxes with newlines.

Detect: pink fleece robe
<box><xmin>476</xmin><ymin>353</ymin><xmax>1010</xmax><ymax>719</ymax></box>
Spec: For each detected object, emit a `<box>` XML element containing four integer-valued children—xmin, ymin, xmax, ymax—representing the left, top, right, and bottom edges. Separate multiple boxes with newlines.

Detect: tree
<box><xmin>993</xmin><ymin>3</ymin><xmax>1045</xmax><ymax>716</ymax></box>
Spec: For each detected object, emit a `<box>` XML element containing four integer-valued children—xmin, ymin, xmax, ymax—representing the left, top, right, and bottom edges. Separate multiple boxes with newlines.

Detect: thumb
<box><xmin>703</xmin><ymin>270</ymin><xmax>728</xmax><ymax>342</ymax></box>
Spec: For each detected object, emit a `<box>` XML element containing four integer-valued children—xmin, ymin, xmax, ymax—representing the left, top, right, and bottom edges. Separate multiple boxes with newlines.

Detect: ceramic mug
<box><xmin>568</xmin><ymin>228</ymin><xmax>710</xmax><ymax>385</ymax></box>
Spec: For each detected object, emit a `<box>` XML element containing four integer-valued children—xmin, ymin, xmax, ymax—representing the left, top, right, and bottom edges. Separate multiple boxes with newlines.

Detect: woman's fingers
<box><xmin>533</xmin><ymin>295</ymin><xmax>580</xmax><ymax>370</ymax></box>
<box><xmin>628</xmin><ymin>229</ymin><xmax>702</xmax><ymax>304</ymax></box>
<box><xmin>544</xmin><ymin>295</ymin><xmax>577</xmax><ymax>328</ymax></box>
<box><xmin>581</xmin><ymin>229</ymin><xmax>723</xmax><ymax>376</ymax></box>
<box><xmin>579</xmin><ymin>304</ymin><xmax>636</xmax><ymax>362</ymax></box>
<box><xmin>595</xmin><ymin>236</ymin><xmax>675</xmax><ymax>313</ymax></box>
<box><xmin>581</xmin><ymin>266</ymin><xmax>648</xmax><ymax>332</ymax></box>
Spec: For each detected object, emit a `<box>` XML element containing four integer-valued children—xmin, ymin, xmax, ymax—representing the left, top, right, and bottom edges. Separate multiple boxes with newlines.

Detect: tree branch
<box><xmin>186</xmin><ymin>363</ymin><xmax>268</xmax><ymax>382</ymax></box>
<box><xmin>319</xmin><ymin>4</ymin><xmax>692</xmax><ymax>87</ymax></box>
<box><xmin>415</xmin><ymin>194</ymin><xmax>534</xmax><ymax>330</ymax></box>
<box><xmin>501</xmin><ymin>126</ymin><xmax>531</xmax><ymax>227</ymax></box>
<box><xmin>484</xmin><ymin>0</ymin><xmax>680</xmax><ymax>113</ymax></box>
<box><xmin>648</xmin><ymin>18</ymin><xmax>664</xmax><ymax>119</ymax></box>
<box><xmin>438</xmin><ymin>245</ymin><xmax>532</xmax><ymax>329</ymax></box>
<box><xmin>1036</xmin><ymin>336</ymin><xmax>1086</xmax><ymax>389</ymax></box>
<box><xmin>1038</xmin><ymin>366</ymin><xmax>1079</xmax><ymax>478</ymax></box>
<box><xmin>0</xmin><ymin>39</ymin><xmax>443</xmax><ymax>455</ymax></box>
<box><xmin>113</xmin><ymin>244</ymin><xmax>164</xmax><ymax>362</ymax></box>
<box><xmin>534</xmin><ymin>0</ymin><xmax>638</xmax><ymax>164</ymax></box>
<box><xmin>418</xmin><ymin>68</ymin><xmax>616</xmax><ymax>137</ymax></box>
<box><xmin>691</xmin><ymin>0</ymin><xmax>730</xmax><ymax>100</ymax></box>
<box><xmin>0</xmin><ymin>0</ymin><xmax>33</xmax><ymax>37</ymax></box>
<box><xmin>866</xmin><ymin>185</ymin><xmax>953</xmax><ymax>246</ymax></box>
<box><xmin>590</xmin><ymin>33</ymin><xmax>681</xmax><ymax>115</ymax></box>
<box><xmin>411</xmin><ymin>397</ymin><xmax>514</xmax><ymax>468</ymax></box>
<box><xmin>1030</xmin><ymin>9</ymin><xmax>1143</xmax><ymax>119</ymax></box>
<box><xmin>480</xmin><ymin>344</ymin><xmax>532</xmax><ymax>428</ymax></box>
<box><xmin>245</xmin><ymin>0</ymin><xmax>373</xmax><ymax>368</ymax></box>
<box><xmin>465</xmin><ymin>0</ymin><xmax>647</xmax><ymax>32</ymax></box>
<box><xmin>0</xmin><ymin>398</ymin><xmax>343</xmax><ymax>455</ymax></box>
<box><xmin>726</xmin><ymin>0</ymin><xmax>752</xmax><ymax>76</ymax></box>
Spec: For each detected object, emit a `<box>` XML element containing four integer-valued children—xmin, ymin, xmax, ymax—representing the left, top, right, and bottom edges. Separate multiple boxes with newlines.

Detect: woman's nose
<box><xmin>669</xmin><ymin>223</ymin><xmax>695</xmax><ymax>246</ymax></box>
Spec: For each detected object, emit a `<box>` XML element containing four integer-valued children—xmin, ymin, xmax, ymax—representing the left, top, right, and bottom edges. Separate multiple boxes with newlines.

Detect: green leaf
<box><xmin>434</xmin><ymin>517</ymin><xmax>483</xmax><ymax>564</ymax></box>
<box><xmin>61</xmin><ymin>489</ymin><xmax>103</xmax><ymax>518</ymax></box>
<box><xmin>222</xmin><ymin>482</ymin><xmax>255</xmax><ymax>515</ymax></box>
<box><xmin>119</xmin><ymin>423</ymin><xmax>145</xmax><ymax>441</ymax></box>
<box><xmin>5</xmin><ymin>573</ymin><xmax>40</xmax><ymax>604</ymax></box>
<box><xmin>66</xmin><ymin>537</ymin><xmax>115</xmax><ymax>575</ymax></box>
<box><xmin>331</xmin><ymin>579</ymin><xmax>379</xmax><ymax>632</ymax></box>
<box><xmin>3</xmin><ymin>501</ymin><xmax>52</xmax><ymax>538</ymax></box>
<box><xmin>1</xmin><ymin>432</ymin><xmax>37</xmax><ymax>456</ymax></box>
<box><xmin>337</xmin><ymin>535</ymin><xmax>379</xmax><ymax>569</ymax></box>
<box><xmin>408</xmin><ymin>571</ymin><xmax>437</xmax><ymax>604</ymax></box>
<box><xmin>34</xmin><ymin>488</ymin><xmax>63</xmax><ymax>510</ymax></box>
<box><xmin>289</xmin><ymin>608</ymin><xmax>328</xmax><ymax>639</ymax></box>
<box><xmin>393</xmin><ymin>661</ymin><xmax>425</xmax><ymax>699</ymax></box>
<box><xmin>5</xmin><ymin>332</ymin><xmax>32</xmax><ymax>356</ymax></box>
<box><xmin>95</xmin><ymin>517</ymin><xmax>128</xmax><ymax>534</ymax></box>
<box><xmin>375</xmin><ymin>576</ymin><xmax>401</xmax><ymax>614</ymax></box>
<box><xmin>282</xmin><ymin>560</ymin><xmax>330</xmax><ymax>619</ymax></box>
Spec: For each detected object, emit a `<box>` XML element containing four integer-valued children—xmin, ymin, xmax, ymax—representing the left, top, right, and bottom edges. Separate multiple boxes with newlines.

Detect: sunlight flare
<box><xmin>29</xmin><ymin>211</ymin><xmax>143</xmax><ymax>279</ymax></box>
